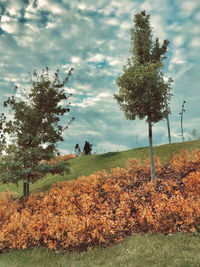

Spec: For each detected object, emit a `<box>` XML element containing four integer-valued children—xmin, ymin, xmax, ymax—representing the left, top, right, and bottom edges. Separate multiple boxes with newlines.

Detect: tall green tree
<box><xmin>0</xmin><ymin>68</ymin><xmax>74</xmax><ymax>196</ymax></box>
<box><xmin>114</xmin><ymin>11</ymin><xmax>173</xmax><ymax>181</ymax></box>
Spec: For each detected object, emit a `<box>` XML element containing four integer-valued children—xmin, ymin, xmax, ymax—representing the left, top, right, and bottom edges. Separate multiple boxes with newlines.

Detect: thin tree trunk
<box><xmin>23</xmin><ymin>181</ymin><xmax>27</xmax><ymax>197</ymax></box>
<box><xmin>166</xmin><ymin>115</ymin><xmax>171</xmax><ymax>144</ymax></box>
<box><xmin>23</xmin><ymin>181</ymin><xmax>30</xmax><ymax>197</ymax></box>
<box><xmin>148</xmin><ymin>121</ymin><xmax>155</xmax><ymax>182</ymax></box>
<box><xmin>27</xmin><ymin>182</ymin><xmax>29</xmax><ymax>196</ymax></box>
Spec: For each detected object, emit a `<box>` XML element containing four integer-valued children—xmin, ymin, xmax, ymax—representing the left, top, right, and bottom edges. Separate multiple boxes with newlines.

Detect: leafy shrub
<box><xmin>0</xmin><ymin>149</ymin><xmax>200</xmax><ymax>253</ymax></box>
<box><xmin>40</xmin><ymin>153</ymin><xmax>75</xmax><ymax>165</ymax></box>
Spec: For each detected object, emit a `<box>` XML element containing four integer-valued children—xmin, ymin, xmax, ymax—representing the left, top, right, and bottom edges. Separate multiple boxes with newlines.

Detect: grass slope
<box><xmin>0</xmin><ymin>139</ymin><xmax>200</xmax><ymax>266</ymax></box>
<box><xmin>1</xmin><ymin>139</ymin><xmax>200</xmax><ymax>196</ymax></box>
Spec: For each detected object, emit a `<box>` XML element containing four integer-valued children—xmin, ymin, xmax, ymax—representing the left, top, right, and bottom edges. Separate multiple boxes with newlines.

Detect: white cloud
<box><xmin>117</xmin><ymin>21</ymin><xmax>131</xmax><ymax>39</ymax></box>
<box><xmin>120</xmin><ymin>21</ymin><xmax>131</xmax><ymax>30</ymax></box>
<box><xmin>1</xmin><ymin>15</ymin><xmax>11</xmax><ymax>23</ymax></box>
<box><xmin>1</xmin><ymin>23</ymin><xmax>13</xmax><ymax>34</ymax></box>
<box><xmin>74</xmin><ymin>83</ymin><xmax>92</xmax><ymax>92</ymax></box>
<box><xmin>173</xmin><ymin>35</ymin><xmax>185</xmax><ymax>47</ymax></box>
<box><xmin>180</xmin><ymin>1</ymin><xmax>199</xmax><ymax>16</ymax></box>
<box><xmin>108</xmin><ymin>41</ymin><xmax>115</xmax><ymax>51</ymax></box>
<box><xmin>62</xmin><ymin>64</ymin><xmax>72</xmax><ymax>70</ymax></box>
<box><xmin>50</xmin><ymin>5</ymin><xmax>65</xmax><ymax>14</ymax></box>
<box><xmin>88</xmin><ymin>53</ymin><xmax>105</xmax><ymax>63</ymax></box>
<box><xmin>24</xmin><ymin>11</ymin><xmax>36</xmax><ymax>20</ymax></box>
<box><xmin>72</xmin><ymin>92</ymin><xmax>113</xmax><ymax>108</ymax></box>
<box><xmin>100</xmin><ymin>69</ymin><xmax>117</xmax><ymax>76</ymax></box>
<box><xmin>168</xmin><ymin>23</ymin><xmax>182</xmax><ymax>32</ymax></box>
<box><xmin>169</xmin><ymin>48</ymin><xmax>186</xmax><ymax>67</ymax></box>
<box><xmin>36</xmin><ymin>0</ymin><xmax>66</xmax><ymax>14</ymax></box>
<box><xmin>1</xmin><ymin>20</ymin><xmax>20</xmax><ymax>34</ymax></box>
<box><xmin>141</xmin><ymin>0</ymin><xmax>170</xmax><ymax>13</ymax></box>
<box><xmin>46</xmin><ymin>22</ymin><xmax>57</xmax><ymax>29</ymax></box>
<box><xmin>194</xmin><ymin>11</ymin><xmax>200</xmax><ymax>21</ymax></box>
<box><xmin>26</xmin><ymin>23</ymin><xmax>40</xmax><ymax>33</ymax></box>
<box><xmin>190</xmin><ymin>37</ymin><xmax>200</xmax><ymax>48</ymax></box>
<box><xmin>65</xmin><ymin>87</ymin><xmax>83</xmax><ymax>95</ymax></box>
<box><xmin>71</xmin><ymin>56</ymin><xmax>81</xmax><ymax>64</ymax></box>
<box><xmin>151</xmin><ymin>15</ymin><xmax>167</xmax><ymax>41</ymax></box>
<box><xmin>83</xmin><ymin>130</ymin><xmax>100</xmax><ymax>136</ymax></box>
<box><xmin>77</xmin><ymin>3</ymin><xmax>87</xmax><ymax>10</ymax></box>
<box><xmin>58</xmin><ymin>148</ymin><xmax>71</xmax><ymax>156</ymax></box>
<box><xmin>82</xmin><ymin>16</ymin><xmax>94</xmax><ymax>28</ymax></box>
<box><xmin>141</xmin><ymin>0</ymin><xmax>154</xmax><ymax>11</ymax></box>
<box><xmin>98</xmin><ymin>0</ymin><xmax>136</xmax><ymax>17</ymax></box>
<box><xmin>192</xmin><ymin>25</ymin><xmax>200</xmax><ymax>34</ymax></box>
<box><xmin>96</xmin><ymin>141</ymin><xmax>128</xmax><ymax>153</ymax></box>
<box><xmin>8</xmin><ymin>7</ymin><xmax>19</xmax><ymax>16</ymax></box>
<box><xmin>71</xmin><ymin>2</ymin><xmax>96</xmax><ymax>12</ymax></box>
<box><xmin>98</xmin><ymin>1</ymin><xmax>121</xmax><ymax>16</ymax></box>
<box><xmin>13</xmin><ymin>35</ymin><xmax>35</xmax><ymax>49</ymax></box>
<box><xmin>106</xmin><ymin>18</ymin><xmax>120</xmax><ymax>26</ymax></box>
<box><xmin>87</xmin><ymin>53</ymin><xmax>122</xmax><ymax>68</ymax></box>
<box><xmin>26</xmin><ymin>1</ymin><xmax>36</xmax><ymax>13</ymax></box>
<box><xmin>107</xmin><ymin>57</ymin><xmax>121</xmax><ymax>67</ymax></box>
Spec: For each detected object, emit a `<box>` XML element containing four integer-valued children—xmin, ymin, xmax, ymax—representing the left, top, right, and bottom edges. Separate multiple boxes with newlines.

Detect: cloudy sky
<box><xmin>0</xmin><ymin>0</ymin><xmax>200</xmax><ymax>154</ymax></box>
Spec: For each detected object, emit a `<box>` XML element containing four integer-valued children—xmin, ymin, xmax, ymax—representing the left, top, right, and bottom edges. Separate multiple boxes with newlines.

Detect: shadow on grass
<box><xmin>97</xmin><ymin>152</ymin><xmax>120</xmax><ymax>158</ymax></box>
<box><xmin>132</xmin><ymin>146</ymin><xmax>148</xmax><ymax>151</ymax></box>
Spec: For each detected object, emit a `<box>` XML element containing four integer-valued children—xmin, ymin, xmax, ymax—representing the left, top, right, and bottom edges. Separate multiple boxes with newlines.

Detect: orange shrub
<box><xmin>0</xmin><ymin>149</ymin><xmax>200</xmax><ymax>253</ymax></box>
<box><xmin>191</xmin><ymin>149</ymin><xmax>200</xmax><ymax>171</ymax></box>
<box><xmin>170</xmin><ymin>150</ymin><xmax>191</xmax><ymax>176</ymax></box>
<box><xmin>40</xmin><ymin>153</ymin><xmax>75</xmax><ymax>166</ymax></box>
<box><xmin>183</xmin><ymin>171</ymin><xmax>200</xmax><ymax>197</ymax></box>
<box><xmin>143</xmin><ymin>155</ymin><xmax>163</xmax><ymax>175</ymax></box>
<box><xmin>55</xmin><ymin>154</ymin><xmax>75</xmax><ymax>161</ymax></box>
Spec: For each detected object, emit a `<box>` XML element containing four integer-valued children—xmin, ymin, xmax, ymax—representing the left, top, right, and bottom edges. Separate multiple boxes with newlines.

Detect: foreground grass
<box><xmin>0</xmin><ymin>233</ymin><xmax>200</xmax><ymax>267</ymax></box>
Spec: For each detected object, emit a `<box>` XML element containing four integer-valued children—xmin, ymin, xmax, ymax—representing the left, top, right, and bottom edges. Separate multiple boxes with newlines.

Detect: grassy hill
<box><xmin>1</xmin><ymin>139</ymin><xmax>200</xmax><ymax>197</ymax></box>
<box><xmin>0</xmin><ymin>139</ymin><xmax>200</xmax><ymax>267</ymax></box>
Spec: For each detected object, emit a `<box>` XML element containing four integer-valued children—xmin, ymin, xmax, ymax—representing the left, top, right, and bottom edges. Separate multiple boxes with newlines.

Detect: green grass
<box><xmin>0</xmin><ymin>233</ymin><xmax>200</xmax><ymax>267</ymax></box>
<box><xmin>1</xmin><ymin>139</ymin><xmax>200</xmax><ymax>196</ymax></box>
<box><xmin>0</xmin><ymin>139</ymin><xmax>200</xmax><ymax>266</ymax></box>
<box><xmin>67</xmin><ymin>139</ymin><xmax>200</xmax><ymax>176</ymax></box>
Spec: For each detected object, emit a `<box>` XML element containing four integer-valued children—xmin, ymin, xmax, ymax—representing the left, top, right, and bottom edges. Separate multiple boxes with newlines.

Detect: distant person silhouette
<box><xmin>89</xmin><ymin>142</ymin><xmax>93</xmax><ymax>154</ymax></box>
<box><xmin>74</xmin><ymin>143</ymin><xmax>81</xmax><ymax>157</ymax></box>
<box><xmin>83</xmin><ymin>141</ymin><xmax>92</xmax><ymax>155</ymax></box>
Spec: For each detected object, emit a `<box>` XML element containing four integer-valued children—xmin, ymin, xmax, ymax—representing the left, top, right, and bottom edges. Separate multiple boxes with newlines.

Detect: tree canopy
<box><xmin>114</xmin><ymin>10</ymin><xmax>173</xmax><ymax>181</ymax></box>
<box><xmin>115</xmin><ymin>10</ymin><xmax>172</xmax><ymax>125</ymax></box>
<box><xmin>0</xmin><ymin>68</ymin><xmax>74</xmax><ymax>196</ymax></box>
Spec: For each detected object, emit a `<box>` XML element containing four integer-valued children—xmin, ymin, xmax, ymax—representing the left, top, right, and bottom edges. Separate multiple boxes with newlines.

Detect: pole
<box><xmin>179</xmin><ymin>100</ymin><xmax>186</xmax><ymax>142</ymax></box>
<box><xmin>166</xmin><ymin>114</ymin><xmax>171</xmax><ymax>144</ymax></box>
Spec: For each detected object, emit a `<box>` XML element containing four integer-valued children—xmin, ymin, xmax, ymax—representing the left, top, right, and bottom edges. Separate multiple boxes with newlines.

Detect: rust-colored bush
<box><xmin>183</xmin><ymin>171</ymin><xmax>200</xmax><ymax>197</ymax></box>
<box><xmin>40</xmin><ymin>153</ymin><xmax>75</xmax><ymax>165</ymax></box>
<box><xmin>0</xmin><ymin>149</ymin><xmax>200</xmax><ymax>253</ymax></box>
<box><xmin>169</xmin><ymin>150</ymin><xmax>191</xmax><ymax>177</ymax></box>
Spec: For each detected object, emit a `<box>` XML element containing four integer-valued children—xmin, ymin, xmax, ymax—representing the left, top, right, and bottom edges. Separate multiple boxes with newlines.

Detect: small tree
<box><xmin>0</xmin><ymin>68</ymin><xmax>74</xmax><ymax>196</ymax></box>
<box><xmin>114</xmin><ymin>11</ymin><xmax>173</xmax><ymax>181</ymax></box>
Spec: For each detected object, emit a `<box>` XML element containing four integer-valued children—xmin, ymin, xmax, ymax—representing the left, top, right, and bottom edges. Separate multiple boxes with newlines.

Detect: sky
<box><xmin>0</xmin><ymin>0</ymin><xmax>200</xmax><ymax>155</ymax></box>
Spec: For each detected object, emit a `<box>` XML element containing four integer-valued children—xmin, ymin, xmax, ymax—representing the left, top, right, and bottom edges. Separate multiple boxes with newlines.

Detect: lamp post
<box><xmin>166</xmin><ymin>114</ymin><xmax>171</xmax><ymax>144</ymax></box>
<box><xmin>179</xmin><ymin>100</ymin><xmax>186</xmax><ymax>142</ymax></box>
